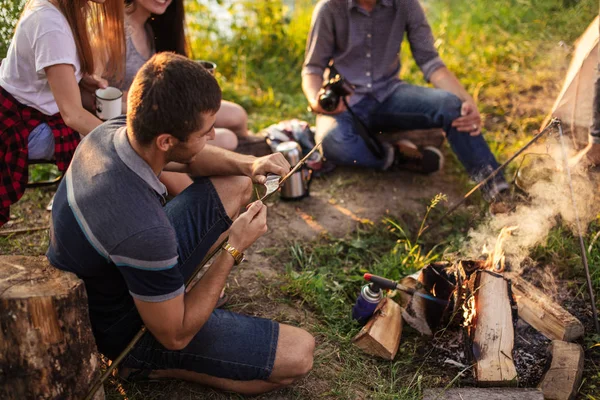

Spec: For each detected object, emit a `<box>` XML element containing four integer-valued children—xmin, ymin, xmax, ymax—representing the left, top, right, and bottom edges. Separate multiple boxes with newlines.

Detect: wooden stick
<box><xmin>0</xmin><ymin>226</ymin><xmax>49</xmax><ymax>236</ymax></box>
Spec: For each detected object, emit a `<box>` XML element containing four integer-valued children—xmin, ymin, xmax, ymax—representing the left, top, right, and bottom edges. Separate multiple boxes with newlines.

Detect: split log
<box><xmin>0</xmin><ymin>256</ymin><xmax>104</xmax><ymax>399</ymax></box>
<box><xmin>509</xmin><ymin>275</ymin><xmax>584</xmax><ymax>341</ymax></box>
<box><xmin>352</xmin><ymin>298</ymin><xmax>403</xmax><ymax>360</ymax></box>
<box><xmin>538</xmin><ymin>340</ymin><xmax>584</xmax><ymax>400</ymax></box>
<box><xmin>396</xmin><ymin>271</ymin><xmax>420</xmax><ymax>308</ymax></box>
<box><xmin>466</xmin><ymin>270</ymin><xmax>518</xmax><ymax>386</ymax></box>
<box><xmin>423</xmin><ymin>388</ymin><xmax>544</xmax><ymax>400</ymax></box>
<box><xmin>402</xmin><ymin>288</ymin><xmax>432</xmax><ymax>336</ymax></box>
<box><xmin>401</xmin><ymin>263</ymin><xmax>454</xmax><ymax>336</ymax></box>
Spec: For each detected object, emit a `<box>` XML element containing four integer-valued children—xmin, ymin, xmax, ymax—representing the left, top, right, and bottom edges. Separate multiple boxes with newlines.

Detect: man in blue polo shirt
<box><xmin>47</xmin><ymin>53</ymin><xmax>314</xmax><ymax>394</ymax></box>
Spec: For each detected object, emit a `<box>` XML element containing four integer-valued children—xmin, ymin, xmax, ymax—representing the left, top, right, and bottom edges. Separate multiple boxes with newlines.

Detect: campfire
<box><xmin>353</xmin><ymin>227</ymin><xmax>585</xmax><ymax>399</ymax></box>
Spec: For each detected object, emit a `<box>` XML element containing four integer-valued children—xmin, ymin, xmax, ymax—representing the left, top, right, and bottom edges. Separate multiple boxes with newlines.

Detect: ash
<box><xmin>513</xmin><ymin>320</ymin><xmax>551</xmax><ymax>387</ymax></box>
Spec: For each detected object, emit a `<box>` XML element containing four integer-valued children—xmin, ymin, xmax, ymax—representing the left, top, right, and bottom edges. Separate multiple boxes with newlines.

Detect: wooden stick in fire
<box><xmin>84</xmin><ymin>140</ymin><xmax>323</xmax><ymax>400</ymax></box>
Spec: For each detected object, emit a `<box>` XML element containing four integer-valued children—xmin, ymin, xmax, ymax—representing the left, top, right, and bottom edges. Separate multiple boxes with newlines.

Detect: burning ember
<box><xmin>482</xmin><ymin>226</ymin><xmax>519</xmax><ymax>272</ymax></box>
<box><xmin>462</xmin><ymin>294</ymin><xmax>476</xmax><ymax>328</ymax></box>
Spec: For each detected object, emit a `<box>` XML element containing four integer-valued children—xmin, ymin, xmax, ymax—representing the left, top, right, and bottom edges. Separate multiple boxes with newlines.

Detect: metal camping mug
<box><xmin>276</xmin><ymin>141</ymin><xmax>313</xmax><ymax>200</ymax></box>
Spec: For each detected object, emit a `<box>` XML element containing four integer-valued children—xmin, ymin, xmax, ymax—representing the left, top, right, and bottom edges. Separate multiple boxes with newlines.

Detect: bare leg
<box><xmin>160</xmin><ymin>171</ymin><xmax>193</xmax><ymax>197</ymax></box>
<box><xmin>184</xmin><ymin>175</ymin><xmax>253</xmax><ymax>291</ymax></box>
<box><xmin>210</xmin><ymin>128</ymin><xmax>238</xmax><ymax>151</ymax></box>
<box><xmin>148</xmin><ymin>324</ymin><xmax>315</xmax><ymax>395</ymax></box>
<box><xmin>216</xmin><ymin>100</ymin><xmax>249</xmax><ymax>138</ymax></box>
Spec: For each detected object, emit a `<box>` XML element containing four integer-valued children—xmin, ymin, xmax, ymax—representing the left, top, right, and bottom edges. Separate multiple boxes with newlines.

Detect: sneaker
<box><xmin>393</xmin><ymin>140</ymin><xmax>444</xmax><ymax>174</ymax></box>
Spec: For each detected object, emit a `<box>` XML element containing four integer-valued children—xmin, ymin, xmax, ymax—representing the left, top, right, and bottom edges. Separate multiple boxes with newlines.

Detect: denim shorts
<box><xmin>100</xmin><ymin>178</ymin><xmax>279</xmax><ymax>380</ymax></box>
<box><xmin>122</xmin><ymin>310</ymin><xmax>279</xmax><ymax>381</ymax></box>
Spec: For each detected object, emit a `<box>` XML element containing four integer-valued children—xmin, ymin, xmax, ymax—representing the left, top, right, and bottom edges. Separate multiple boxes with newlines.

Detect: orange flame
<box><xmin>462</xmin><ymin>294</ymin><xmax>476</xmax><ymax>327</ymax></box>
<box><xmin>482</xmin><ymin>226</ymin><xmax>518</xmax><ymax>272</ymax></box>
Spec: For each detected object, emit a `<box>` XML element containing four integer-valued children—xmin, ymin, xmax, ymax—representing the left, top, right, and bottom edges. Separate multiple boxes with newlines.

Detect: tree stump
<box><xmin>0</xmin><ymin>256</ymin><xmax>104</xmax><ymax>399</ymax></box>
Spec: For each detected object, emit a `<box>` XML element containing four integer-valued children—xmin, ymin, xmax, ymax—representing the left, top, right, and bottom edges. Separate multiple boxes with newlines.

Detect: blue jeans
<box><xmin>103</xmin><ymin>178</ymin><xmax>279</xmax><ymax>381</ymax></box>
<box><xmin>316</xmin><ymin>84</ymin><xmax>508</xmax><ymax>197</ymax></box>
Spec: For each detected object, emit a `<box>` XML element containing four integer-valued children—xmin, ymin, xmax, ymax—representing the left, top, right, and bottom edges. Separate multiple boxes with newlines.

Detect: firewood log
<box><xmin>0</xmin><ymin>256</ymin><xmax>104</xmax><ymax>399</ymax></box>
<box><xmin>508</xmin><ymin>275</ymin><xmax>584</xmax><ymax>341</ymax></box>
<box><xmin>466</xmin><ymin>270</ymin><xmax>518</xmax><ymax>386</ymax></box>
<box><xmin>538</xmin><ymin>340</ymin><xmax>584</xmax><ymax>400</ymax></box>
<box><xmin>423</xmin><ymin>388</ymin><xmax>544</xmax><ymax>400</ymax></box>
<box><xmin>352</xmin><ymin>298</ymin><xmax>403</xmax><ymax>360</ymax></box>
<box><xmin>401</xmin><ymin>263</ymin><xmax>454</xmax><ymax>336</ymax></box>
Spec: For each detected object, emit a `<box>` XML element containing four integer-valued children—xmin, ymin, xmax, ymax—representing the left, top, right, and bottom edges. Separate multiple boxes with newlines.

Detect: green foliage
<box><xmin>281</xmin><ymin>214</ymin><xmax>441</xmax><ymax>337</ymax></box>
<box><xmin>186</xmin><ymin>0</ymin><xmax>315</xmax><ymax>130</ymax></box>
<box><xmin>0</xmin><ymin>0</ymin><xmax>24</xmax><ymax>59</ymax></box>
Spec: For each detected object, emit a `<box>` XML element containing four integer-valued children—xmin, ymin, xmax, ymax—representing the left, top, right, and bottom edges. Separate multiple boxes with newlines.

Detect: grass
<box><xmin>2</xmin><ymin>0</ymin><xmax>600</xmax><ymax>398</ymax></box>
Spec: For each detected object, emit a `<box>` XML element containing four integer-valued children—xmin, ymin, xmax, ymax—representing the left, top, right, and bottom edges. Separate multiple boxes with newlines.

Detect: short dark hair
<box><xmin>127</xmin><ymin>52</ymin><xmax>221</xmax><ymax>145</ymax></box>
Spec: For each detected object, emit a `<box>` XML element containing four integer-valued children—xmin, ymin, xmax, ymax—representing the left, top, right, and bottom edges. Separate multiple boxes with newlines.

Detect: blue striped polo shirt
<box><xmin>47</xmin><ymin>116</ymin><xmax>184</xmax><ymax>341</ymax></box>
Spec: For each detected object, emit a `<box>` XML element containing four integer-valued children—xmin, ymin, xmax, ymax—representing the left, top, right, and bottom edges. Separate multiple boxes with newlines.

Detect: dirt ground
<box><xmin>2</xmin><ymin>146</ymin><xmax>598</xmax><ymax>399</ymax></box>
<box><xmin>0</xmin><ymin>161</ymin><xmax>469</xmax><ymax>399</ymax></box>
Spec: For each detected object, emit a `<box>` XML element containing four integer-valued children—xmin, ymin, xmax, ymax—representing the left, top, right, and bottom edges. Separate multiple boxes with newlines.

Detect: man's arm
<box><xmin>404</xmin><ymin>0</ymin><xmax>481</xmax><ymax>135</ymax></box>
<box><xmin>301</xmin><ymin>2</ymin><xmax>346</xmax><ymax>114</ymax></box>
<box><xmin>134</xmin><ymin>201</ymin><xmax>268</xmax><ymax>350</ymax></box>
<box><xmin>164</xmin><ymin>145</ymin><xmax>291</xmax><ymax>184</ymax></box>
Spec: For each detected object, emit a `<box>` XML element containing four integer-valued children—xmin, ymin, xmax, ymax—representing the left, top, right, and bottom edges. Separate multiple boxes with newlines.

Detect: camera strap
<box><xmin>342</xmin><ymin>97</ymin><xmax>386</xmax><ymax>159</ymax></box>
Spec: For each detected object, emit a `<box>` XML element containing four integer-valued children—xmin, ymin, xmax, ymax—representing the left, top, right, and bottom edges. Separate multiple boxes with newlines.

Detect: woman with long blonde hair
<box><xmin>0</xmin><ymin>0</ymin><xmax>125</xmax><ymax>226</ymax></box>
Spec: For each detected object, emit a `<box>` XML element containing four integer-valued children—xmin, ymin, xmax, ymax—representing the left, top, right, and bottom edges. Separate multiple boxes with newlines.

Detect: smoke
<box><xmin>462</xmin><ymin>141</ymin><xmax>599</xmax><ymax>271</ymax></box>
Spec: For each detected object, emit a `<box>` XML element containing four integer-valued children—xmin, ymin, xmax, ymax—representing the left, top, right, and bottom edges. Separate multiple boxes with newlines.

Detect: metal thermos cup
<box><xmin>276</xmin><ymin>141</ymin><xmax>311</xmax><ymax>200</ymax></box>
<box><xmin>351</xmin><ymin>283</ymin><xmax>382</xmax><ymax>325</ymax></box>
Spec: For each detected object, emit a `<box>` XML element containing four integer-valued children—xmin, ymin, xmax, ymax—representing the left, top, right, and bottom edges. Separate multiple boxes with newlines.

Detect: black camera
<box><xmin>318</xmin><ymin>71</ymin><xmax>354</xmax><ymax>112</ymax></box>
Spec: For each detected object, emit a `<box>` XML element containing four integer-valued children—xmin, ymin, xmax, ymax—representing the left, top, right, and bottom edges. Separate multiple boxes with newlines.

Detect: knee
<box><xmin>231</xmin><ymin>103</ymin><xmax>248</xmax><ymax>125</ymax></box>
<box><xmin>294</xmin><ymin>330</ymin><xmax>315</xmax><ymax>377</ymax></box>
<box><xmin>275</xmin><ymin>330</ymin><xmax>315</xmax><ymax>385</ymax></box>
<box><xmin>214</xmin><ymin>128</ymin><xmax>238</xmax><ymax>151</ymax></box>
<box><xmin>227</xmin><ymin>175</ymin><xmax>253</xmax><ymax>207</ymax></box>
<box><xmin>239</xmin><ymin>176</ymin><xmax>253</xmax><ymax>204</ymax></box>
<box><xmin>225</xmin><ymin>102</ymin><xmax>248</xmax><ymax>133</ymax></box>
<box><xmin>436</xmin><ymin>91</ymin><xmax>462</xmax><ymax>126</ymax></box>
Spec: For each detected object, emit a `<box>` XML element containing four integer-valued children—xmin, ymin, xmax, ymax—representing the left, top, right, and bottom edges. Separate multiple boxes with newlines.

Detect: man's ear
<box><xmin>155</xmin><ymin>133</ymin><xmax>177</xmax><ymax>152</ymax></box>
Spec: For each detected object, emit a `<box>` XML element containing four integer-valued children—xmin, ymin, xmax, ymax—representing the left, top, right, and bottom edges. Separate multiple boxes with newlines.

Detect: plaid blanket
<box><xmin>0</xmin><ymin>86</ymin><xmax>80</xmax><ymax>226</ymax></box>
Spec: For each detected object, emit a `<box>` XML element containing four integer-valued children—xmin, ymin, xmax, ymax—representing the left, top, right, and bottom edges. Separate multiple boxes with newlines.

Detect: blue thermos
<box><xmin>351</xmin><ymin>282</ymin><xmax>383</xmax><ymax>325</ymax></box>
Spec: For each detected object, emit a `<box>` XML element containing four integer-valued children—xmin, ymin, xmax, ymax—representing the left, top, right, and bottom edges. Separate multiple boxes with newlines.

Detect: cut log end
<box><xmin>353</xmin><ymin>298</ymin><xmax>403</xmax><ymax>360</ymax></box>
<box><xmin>538</xmin><ymin>340</ymin><xmax>584</xmax><ymax>400</ymax></box>
<box><xmin>0</xmin><ymin>256</ymin><xmax>104</xmax><ymax>400</ymax></box>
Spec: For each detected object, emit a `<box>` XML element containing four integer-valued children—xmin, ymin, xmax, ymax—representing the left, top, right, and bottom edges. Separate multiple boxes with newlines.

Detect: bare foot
<box><xmin>568</xmin><ymin>143</ymin><xmax>600</xmax><ymax>171</ymax></box>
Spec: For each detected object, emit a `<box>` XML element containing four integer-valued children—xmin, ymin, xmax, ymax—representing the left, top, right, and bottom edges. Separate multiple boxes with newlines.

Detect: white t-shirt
<box><xmin>0</xmin><ymin>0</ymin><xmax>81</xmax><ymax>116</ymax></box>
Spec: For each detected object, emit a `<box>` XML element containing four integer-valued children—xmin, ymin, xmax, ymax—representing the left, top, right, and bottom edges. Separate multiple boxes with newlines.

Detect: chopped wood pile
<box><xmin>353</xmin><ymin>256</ymin><xmax>585</xmax><ymax>399</ymax></box>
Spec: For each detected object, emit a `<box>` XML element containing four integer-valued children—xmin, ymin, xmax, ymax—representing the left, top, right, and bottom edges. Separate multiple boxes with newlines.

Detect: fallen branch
<box><xmin>0</xmin><ymin>226</ymin><xmax>49</xmax><ymax>236</ymax></box>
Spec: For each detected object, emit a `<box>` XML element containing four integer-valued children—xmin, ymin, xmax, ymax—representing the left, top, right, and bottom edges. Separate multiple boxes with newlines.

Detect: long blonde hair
<box><xmin>26</xmin><ymin>0</ymin><xmax>125</xmax><ymax>82</ymax></box>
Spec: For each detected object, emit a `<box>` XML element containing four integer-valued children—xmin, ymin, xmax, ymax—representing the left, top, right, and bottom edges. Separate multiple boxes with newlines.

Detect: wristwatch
<box><xmin>222</xmin><ymin>242</ymin><xmax>245</xmax><ymax>265</ymax></box>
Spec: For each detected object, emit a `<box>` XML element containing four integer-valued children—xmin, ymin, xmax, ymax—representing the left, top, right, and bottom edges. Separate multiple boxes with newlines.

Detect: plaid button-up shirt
<box><xmin>0</xmin><ymin>86</ymin><xmax>80</xmax><ymax>226</ymax></box>
<box><xmin>302</xmin><ymin>0</ymin><xmax>446</xmax><ymax>106</ymax></box>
